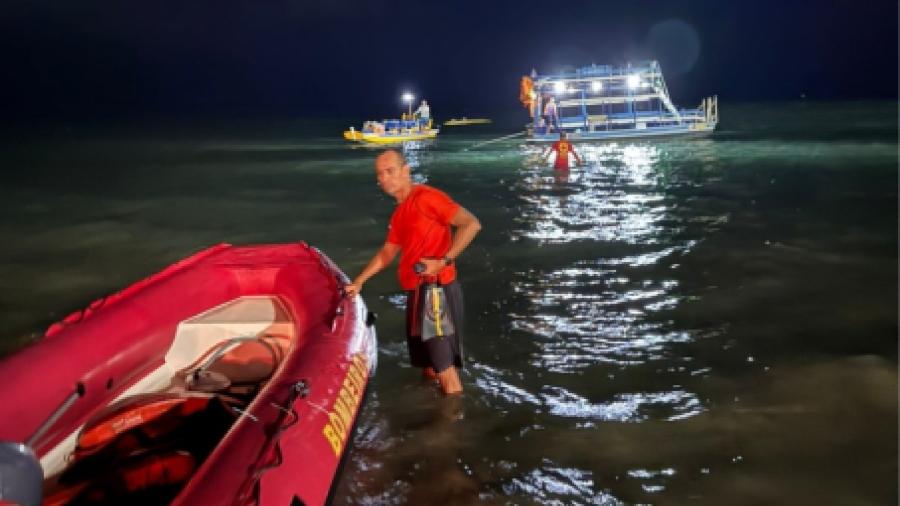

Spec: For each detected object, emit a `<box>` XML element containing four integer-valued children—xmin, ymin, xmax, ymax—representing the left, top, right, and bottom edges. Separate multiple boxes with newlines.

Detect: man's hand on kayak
<box><xmin>344</xmin><ymin>282</ymin><xmax>362</xmax><ymax>297</ymax></box>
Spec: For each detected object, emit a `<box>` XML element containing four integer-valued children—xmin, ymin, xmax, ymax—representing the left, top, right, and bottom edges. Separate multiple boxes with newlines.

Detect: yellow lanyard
<box><xmin>430</xmin><ymin>285</ymin><xmax>443</xmax><ymax>336</ymax></box>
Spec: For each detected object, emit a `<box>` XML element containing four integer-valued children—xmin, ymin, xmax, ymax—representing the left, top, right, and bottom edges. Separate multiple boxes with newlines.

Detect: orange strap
<box><xmin>77</xmin><ymin>395</ymin><xmax>211</xmax><ymax>453</ymax></box>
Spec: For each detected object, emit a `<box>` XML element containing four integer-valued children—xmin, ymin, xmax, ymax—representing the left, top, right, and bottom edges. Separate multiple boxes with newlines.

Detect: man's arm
<box><xmin>541</xmin><ymin>146</ymin><xmax>553</xmax><ymax>162</ymax></box>
<box><xmin>572</xmin><ymin>145</ymin><xmax>583</xmax><ymax>165</ymax></box>
<box><xmin>345</xmin><ymin>242</ymin><xmax>401</xmax><ymax>296</ymax></box>
<box><xmin>419</xmin><ymin>206</ymin><xmax>482</xmax><ymax>276</ymax></box>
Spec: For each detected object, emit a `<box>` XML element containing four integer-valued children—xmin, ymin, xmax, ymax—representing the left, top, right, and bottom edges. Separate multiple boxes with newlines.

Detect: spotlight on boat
<box><xmin>627</xmin><ymin>74</ymin><xmax>640</xmax><ymax>89</ymax></box>
<box><xmin>402</xmin><ymin>92</ymin><xmax>414</xmax><ymax>116</ymax></box>
<box><xmin>554</xmin><ymin>81</ymin><xmax>565</xmax><ymax>94</ymax></box>
<box><xmin>591</xmin><ymin>81</ymin><xmax>603</xmax><ymax>93</ymax></box>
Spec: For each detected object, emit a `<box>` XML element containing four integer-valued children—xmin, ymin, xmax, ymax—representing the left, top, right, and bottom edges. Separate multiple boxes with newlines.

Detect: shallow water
<box><xmin>1</xmin><ymin>102</ymin><xmax>897</xmax><ymax>504</ymax></box>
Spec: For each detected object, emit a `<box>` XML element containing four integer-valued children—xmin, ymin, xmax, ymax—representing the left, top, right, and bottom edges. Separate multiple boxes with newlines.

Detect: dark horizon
<box><xmin>2</xmin><ymin>0</ymin><xmax>897</xmax><ymax>124</ymax></box>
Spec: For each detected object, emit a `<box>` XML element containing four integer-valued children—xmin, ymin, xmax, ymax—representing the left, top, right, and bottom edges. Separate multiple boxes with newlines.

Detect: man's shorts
<box><xmin>405</xmin><ymin>280</ymin><xmax>464</xmax><ymax>373</ymax></box>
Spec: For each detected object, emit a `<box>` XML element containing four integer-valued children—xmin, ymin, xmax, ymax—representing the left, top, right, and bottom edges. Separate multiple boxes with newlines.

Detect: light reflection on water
<box><xmin>473</xmin><ymin>359</ymin><xmax>702</xmax><ymax>422</ymax></box>
<box><xmin>503</xmin><ymin>459</ymin><xmax>624</xmax><ymax>505</ymax></box>
<box><xmin>509</xmin><ymin>142</ymin><xmax>702</xmax><ymax>374</ymax></box>
<box><xmin>458</xmin><ymin>141</ymin><xmax>710</xmax><ymax>502</ymax></box>
<box><xmin>513</xmin><ymin>144</ymin><xmax>673</xmax><ymax>244</ymax></box>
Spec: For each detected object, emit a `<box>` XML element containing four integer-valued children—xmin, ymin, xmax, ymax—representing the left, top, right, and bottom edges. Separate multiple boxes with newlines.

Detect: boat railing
<box><xmin>535</xmin><ymin>61</ymin><xmax>659</xmax><ymax>82</ymax></box>
<box><xmin>382</xmin><ymin>118</ymin><xmax>430</xmax><ymax>132</ymax></box>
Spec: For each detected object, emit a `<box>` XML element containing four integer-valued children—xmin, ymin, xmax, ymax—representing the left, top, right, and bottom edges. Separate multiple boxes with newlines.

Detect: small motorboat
<box><xmin>343</xmin><ymin>117</ymin><xmax>438</xmax><ymax>144</ymax></box>
<box><xmin>0</xmin><ymin>242</ymin><xmax>377</xmax><ymax>506</ymax></box>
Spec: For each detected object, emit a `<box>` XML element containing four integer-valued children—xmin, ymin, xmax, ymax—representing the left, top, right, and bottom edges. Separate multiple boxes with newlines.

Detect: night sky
<box><xmin>2</xmin><ymin>0</ymin><xmax>897</xmax><ymax>122</ymax></box>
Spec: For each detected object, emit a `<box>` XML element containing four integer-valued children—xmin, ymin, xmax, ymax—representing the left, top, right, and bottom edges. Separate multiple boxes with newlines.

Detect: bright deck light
<box><xmin>627</xmin><ymin>75</ymin><xmax>640</xmax><ymax>89</ymax></box>
<box><xmin>554</xmin><ymin>81</ymin><xmax>565</xmax><ymax>94</ymax></box>
<box><xmin>591</xmin><ymin>81</ymin><xmax>603</xmax><ymax>92</ymax></box>
<box><xmin>402</xmin><ymin>92</ymin><xmax>415</xmax><ymax>117</ymax></box>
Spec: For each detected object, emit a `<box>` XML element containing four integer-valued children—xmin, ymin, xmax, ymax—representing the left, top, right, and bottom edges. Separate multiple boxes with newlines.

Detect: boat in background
<box><xmin>0</xmin><ymin>242</ymin><xmax>377</xmax><ymax>506</ymax></box>
<box><xmin>521</xmin><ymin>60</ymin><xmax>718</xmax><ymax>142</ymax></box>
<box><xmin>343</xmin><ymin>116</ymin><xmax>438</xmax><ymax>144</ymax></box>
<box><xmin>443</xmin><ymin>117</ymin><xmax>492</xmax><ymax>126</ymax></box>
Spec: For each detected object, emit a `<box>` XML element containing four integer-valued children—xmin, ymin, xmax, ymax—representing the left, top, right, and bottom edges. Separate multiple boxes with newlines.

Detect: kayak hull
<box><xmin>0</xmin><ymin>242</ymin><xmax>377</xmax><ymax>506</ymax></box>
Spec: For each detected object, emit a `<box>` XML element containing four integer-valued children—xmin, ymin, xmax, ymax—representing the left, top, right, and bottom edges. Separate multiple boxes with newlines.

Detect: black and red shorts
<box><xmin>404</xmin><ymin>280</ymin><xmax>464</xmax><ymax>373</ymax></box>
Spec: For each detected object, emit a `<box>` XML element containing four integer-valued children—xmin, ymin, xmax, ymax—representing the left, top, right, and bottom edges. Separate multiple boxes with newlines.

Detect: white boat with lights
<box><xmin>520</xmin><ymin>61</ymin><xmax>717</xmax><ymax>142</ymax></box>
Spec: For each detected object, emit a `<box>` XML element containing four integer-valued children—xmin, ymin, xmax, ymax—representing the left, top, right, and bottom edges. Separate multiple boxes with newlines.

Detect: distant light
<box><xmin>591</xmin><ymin>81</ymin><xmax>603</xmax><ymax>92</ymax></box>
<box><xmin>554</xmin><ymin>81</ymin><xmax>565</xmax><ymax>94</ymax></box>
<box><xmin>402</xmin><ymin>92</ymin><xmax>414</xmax><ymax>103</ymax></box>
<box><xmin>627</xmin><ymin>75</ymin><xmax>640</xmax><ymax>89</ymax></box>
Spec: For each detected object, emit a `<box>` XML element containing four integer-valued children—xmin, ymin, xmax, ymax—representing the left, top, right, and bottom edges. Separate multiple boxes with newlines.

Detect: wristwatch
<box><xmin>443</xmin><ymin>256</ymin><xmax>454</xmax><ymax>266</ymax></box>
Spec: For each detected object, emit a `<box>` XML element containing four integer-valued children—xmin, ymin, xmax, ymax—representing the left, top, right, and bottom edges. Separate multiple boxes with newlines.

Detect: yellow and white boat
<box><xmin>443</xmin><ymin>117</ymin><xmax>492</xmax><ymax>126</ymax></box>
<box><xmin>343</xmin><ymin>117</ymin><xmax>438</xmax><ymax>144</ymax></box>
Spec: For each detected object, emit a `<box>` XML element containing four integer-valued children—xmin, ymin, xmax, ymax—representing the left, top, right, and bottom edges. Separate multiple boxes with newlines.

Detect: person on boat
<box><xmin>345</xmin><ymin>149</ymin><xmax>481</xmax><ymax>396</ymax></box>
<box><xmin>415</xmin><ymin>100</ymin><xmax>431</xmax><ymax>121</ymax></box>
<box><xmin>415</xmin><ymin>100</ymin><xmax>431</xmax><ymax>129</ymax></box>
<box><xmin>543</xmin><ymin>96</ymin><xmax>559</xmax><ymax>132</ymax></box>
<box><xmin>542</xmin><ymin>131</ymin><xmax>582</xmax><ymax>169</ymax></box>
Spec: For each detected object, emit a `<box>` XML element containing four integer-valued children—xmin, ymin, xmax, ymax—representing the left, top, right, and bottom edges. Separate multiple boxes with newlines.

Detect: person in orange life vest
<box><xmin>344</xmin><ymin>150</ymin><xmax>481</xmax><ymax>395</ymax></box>
<box><xmin>542</xmin><ymin>131</ymin><xmax>583</xmax><ymax>169</ymax></box>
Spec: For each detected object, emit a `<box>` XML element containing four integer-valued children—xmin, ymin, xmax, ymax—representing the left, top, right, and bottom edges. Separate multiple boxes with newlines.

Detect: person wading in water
<box><xmin>542</xmin><ymin>131</ymin><xmax>583</xmax><ymax>169</ymax></box>
<box><xmin>345</xmin><ymin>149</ymin><xmax>481</xmax><ymax>395</ymax></box>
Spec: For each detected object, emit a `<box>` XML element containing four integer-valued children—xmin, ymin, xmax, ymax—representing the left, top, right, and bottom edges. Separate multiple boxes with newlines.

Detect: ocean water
<box><xmin>1</xmin><ymin>101</ymin><xmax>897</xmax><ymax>504</ymax></box>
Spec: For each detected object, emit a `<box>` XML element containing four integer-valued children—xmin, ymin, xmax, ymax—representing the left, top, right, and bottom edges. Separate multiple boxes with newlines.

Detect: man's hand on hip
<box><xmin>418</xmin><ymin>257</ymin><xmax>447</xmax><ymax>277</ymax></box>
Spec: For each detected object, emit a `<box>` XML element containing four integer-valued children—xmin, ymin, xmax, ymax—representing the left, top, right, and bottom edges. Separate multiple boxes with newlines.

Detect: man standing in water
<box><xmin>542</xmin><ymin>131</ymin><xmax>583</xmax><ymax>169</ymax></box>
<box><xmin>345</xmin><ymin>149</ymin><xmax>481</xmax><ymax>395</ymax></box>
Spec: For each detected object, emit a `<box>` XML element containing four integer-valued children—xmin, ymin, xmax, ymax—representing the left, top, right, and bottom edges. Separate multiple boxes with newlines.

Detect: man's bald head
<box><xmin>376</xmin><ymin>149</ymin><xmax>406</xmax><ymax>166</ymax></box>
<box><xmin>374</xmin><ymin>149</ymin><xmax>412</xmax><ymax>200</ymax></box>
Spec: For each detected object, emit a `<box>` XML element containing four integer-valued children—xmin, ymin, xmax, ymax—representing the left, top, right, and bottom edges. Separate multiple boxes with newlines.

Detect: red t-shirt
<box><xmin>387</xmin><ymin>184</ymin><xmax>460</xmax><ymax>290</ymax></box>
<box><xmin>551</xmin><ymin>140</ymin><xmax>574</xmax><ymax>169</ymax></box>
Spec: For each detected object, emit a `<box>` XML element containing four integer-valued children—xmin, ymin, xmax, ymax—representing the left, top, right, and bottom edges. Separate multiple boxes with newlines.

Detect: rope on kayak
<box><xmin>247</xmin><ymin>379</ymin><xmax>308</xmax><ymax>504</ymax></box>
<box><xmin>464</xmin><ymin>131</ymin><xmax>526</xmax><ymax>151</ymax></box>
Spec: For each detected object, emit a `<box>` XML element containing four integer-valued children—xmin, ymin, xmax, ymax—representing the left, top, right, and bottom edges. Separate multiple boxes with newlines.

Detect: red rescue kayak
<box><xmin>0</xmin><ymin>242</ymin><xmax>377</xmax><ymax>506</ymax></box>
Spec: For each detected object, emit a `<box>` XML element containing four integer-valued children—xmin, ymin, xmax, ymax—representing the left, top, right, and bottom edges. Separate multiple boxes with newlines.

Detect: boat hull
<box><xmin>343</xmin><ymin>129</ymin><xmax>439</xmax><ymax>144</ymax></box>
<box><xmin>0</xmin><ymin>242</ymin><xmax>377</xmax><ymax>506</ymax></box>
<box><xmin>527</xmin><ymin>122</ymin><xmax>716</xmax><ymax>143</ymax></box>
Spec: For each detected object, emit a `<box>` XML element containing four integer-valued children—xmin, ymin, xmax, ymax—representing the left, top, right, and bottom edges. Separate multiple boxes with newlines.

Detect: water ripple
<box><xmin>502</xmin><ymin>459</ymin><xmax>624</xmax><ymax>505</ymax></box>
<box><xmin>541</xmin><ymin>386</ymin><xmax>703</xmax><ymax>422</ymax></box>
